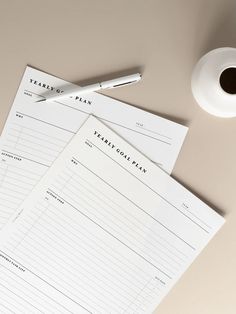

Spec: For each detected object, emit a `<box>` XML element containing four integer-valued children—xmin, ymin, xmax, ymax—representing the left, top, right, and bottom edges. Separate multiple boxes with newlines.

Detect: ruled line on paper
<box><xmin>8</xmin><ymin>205</ymin><xmax>158</xmax><ymax>308</ymax></box>
<box><xmin>3</xmin><ymin>121</ymin><xmax>73</xmax><ymax>166</ymax></box>
<box><xmin>85</xmin><ymin>139</ymin><xmax>211</xmax><ymax>234</ymax></box>
<box><xmin>0</xmin><ymin>265</ymin><xmax>71</xmax><ymax>314</ymax></box>
<box><xmin>60</xmin><ymin>170</ymin><xmax>187</xmax><ymax>264</ymax></box>
<box><xmin>24</xmin><ymin>89</ymin><xmax>173</xmax><ymax>146</ymax></box>
<box><xmin>0</xmin><ymin>161</ymin><xmax>44</xmax><ymax>229</ymax></box>
<box><xmin>3</xmin><ymin>192</ymin><xmax>167</xmax><ymax>313</ymax></box>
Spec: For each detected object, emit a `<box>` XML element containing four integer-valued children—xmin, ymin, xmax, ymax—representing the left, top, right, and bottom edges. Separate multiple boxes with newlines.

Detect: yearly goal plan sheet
<box><xmin>0</xmin><ymin>116</ymin><xmax>224</xmax><ymax>314</ymax></box>
<box><xmin>0</xmin><ymin>66</ymin><xmax>188</xmax><ymax>230</ymax></box>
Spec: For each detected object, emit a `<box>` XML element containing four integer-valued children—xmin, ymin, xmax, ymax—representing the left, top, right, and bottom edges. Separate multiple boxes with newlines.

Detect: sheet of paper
<box><xmin>0</xmin><ymin>66</ymin><xmax>188</xmax><ymax>230</ymax></box>
<box><xmin>0</xmin><ymin>116</ymin><xmax>224</xmax><ymax>313</ymax></box>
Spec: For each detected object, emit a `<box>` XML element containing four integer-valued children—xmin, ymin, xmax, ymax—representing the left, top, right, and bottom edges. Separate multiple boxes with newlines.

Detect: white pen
<box><xmin>36</xmin><ymin>73</ymin><xmax>142</xmax><ymax>103</ymax></box>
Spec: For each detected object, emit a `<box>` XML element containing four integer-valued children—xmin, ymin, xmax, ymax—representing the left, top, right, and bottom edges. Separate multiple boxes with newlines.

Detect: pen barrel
<box><xmin>45</xmin><ymin>83</ymin><xmax>101</xmax><ymax>102</ymax></box>
<box><xmin>72</xmin><ymin>83</ymin><xmax>101</xmax><ymax>95</ymax></box>
<box><xmin>63</xmin><ymin>83</ymin><xmax>101</xmax><ymax>98</ymax></box>
<box><xmin>42</xmin><ymin>73</ymin><xmax>141</xmax><ymax>103</ymax></box>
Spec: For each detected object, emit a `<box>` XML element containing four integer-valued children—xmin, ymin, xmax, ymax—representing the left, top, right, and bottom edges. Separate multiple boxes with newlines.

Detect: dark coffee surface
<box><xmin>219</xmin><ymin>67</ymin><xmax>236</xmax><ymax>94</ymax></box>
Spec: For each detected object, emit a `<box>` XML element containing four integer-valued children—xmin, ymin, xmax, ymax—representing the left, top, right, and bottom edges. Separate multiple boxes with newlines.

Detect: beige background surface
<box><xmin>0</xmin><ymin>0</ymin><xmax>235</xmax><ymax>313</ymax></box>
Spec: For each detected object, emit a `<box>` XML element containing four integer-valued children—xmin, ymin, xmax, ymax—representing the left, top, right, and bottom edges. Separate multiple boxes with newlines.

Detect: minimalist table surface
<box><xmin>0</xmin><ymin>0</ymin><xmax>235</xmax><ymax>313</ymax></box>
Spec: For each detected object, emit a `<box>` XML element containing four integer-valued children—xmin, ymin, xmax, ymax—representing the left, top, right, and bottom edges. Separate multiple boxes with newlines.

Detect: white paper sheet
<box><xmin>0</xmin><ymin>116</ymin><xmax>224</xmax><ymax>313</ymax></box>
<box><xmin>0</xmin><ymin>67</ymin><xmax>188</xmax><ymax>230</ymax></box>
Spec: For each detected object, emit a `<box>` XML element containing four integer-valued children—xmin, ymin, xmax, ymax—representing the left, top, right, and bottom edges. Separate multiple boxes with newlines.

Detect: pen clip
<box><xmin>108</xmin><ymin>80</ymin><xmax>139</xmax><ymax>89</ymax></box>
<box><xmin>101</xmin><ymin>73</ymin><xmax>142</xmax><ymax>90</ymax></box>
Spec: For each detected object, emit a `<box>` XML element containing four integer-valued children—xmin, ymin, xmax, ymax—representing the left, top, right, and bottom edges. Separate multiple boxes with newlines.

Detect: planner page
<box><xmin>0</xmin><ymin>116</ymin><xmax>224</xmax><ymax>313</ymax></box>
<box><xmin>0</xmin><ymin>66</ymin><xmax>188</xmax><ymax>230</ymax></box>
